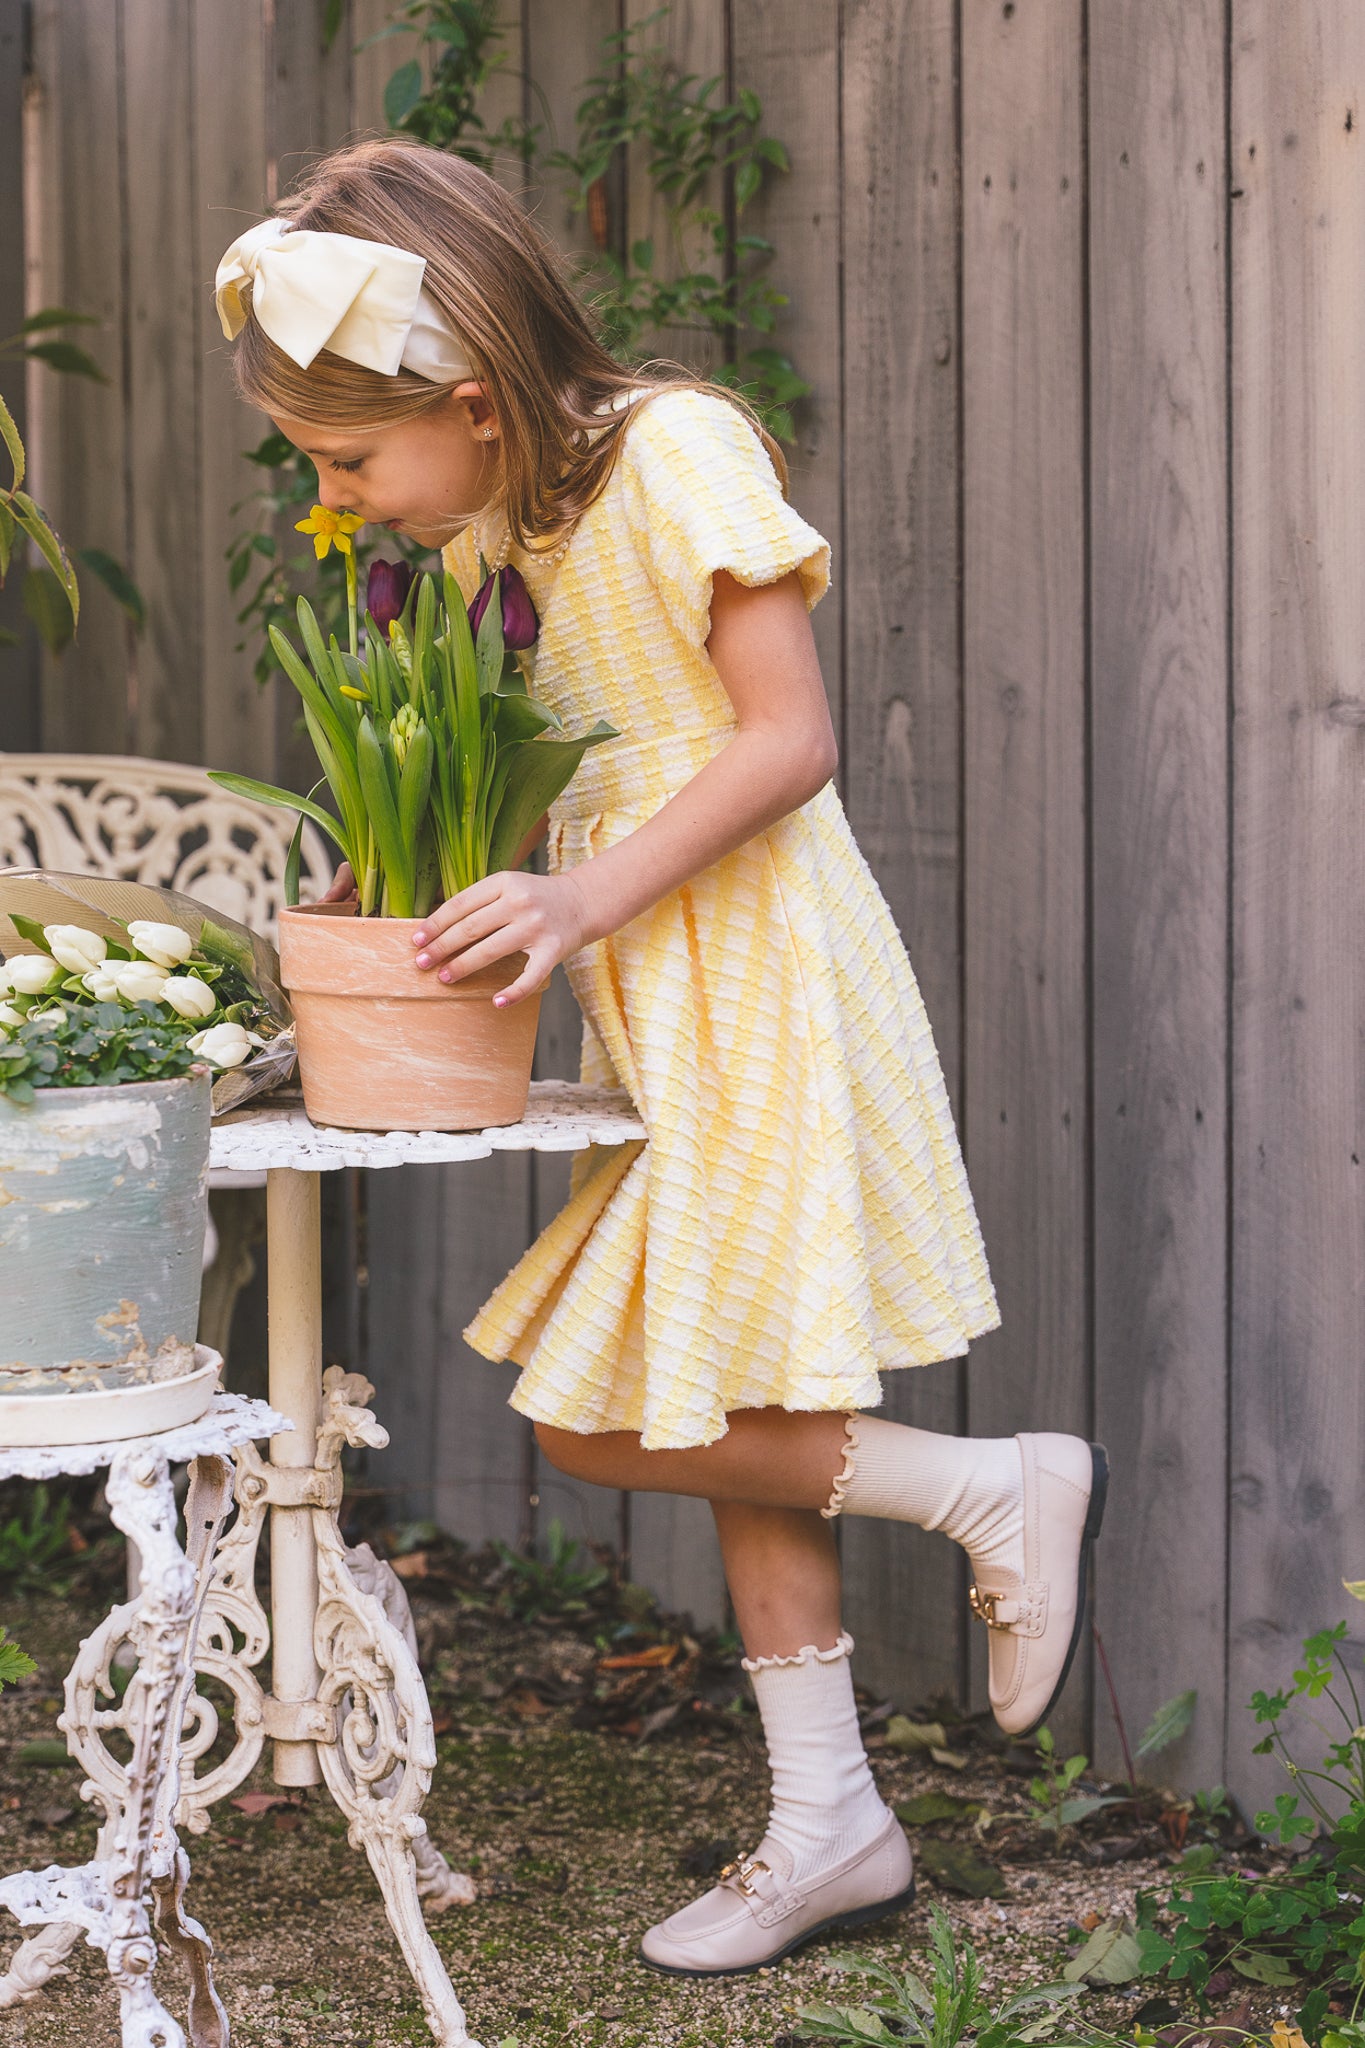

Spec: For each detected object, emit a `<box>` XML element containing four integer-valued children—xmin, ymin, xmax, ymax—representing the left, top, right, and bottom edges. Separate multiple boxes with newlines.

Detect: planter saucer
<box><xmin>0</xmin><ymin>1345</ymin><xmax>223</xmax><ymax>1450</ymax></box>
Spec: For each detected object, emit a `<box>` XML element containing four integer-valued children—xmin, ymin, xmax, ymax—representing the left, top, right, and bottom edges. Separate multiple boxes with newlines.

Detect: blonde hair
<box><xmin>229</xmin><ymin>138</ymin><xmax>789</xmax><ymax>552</ymax></box>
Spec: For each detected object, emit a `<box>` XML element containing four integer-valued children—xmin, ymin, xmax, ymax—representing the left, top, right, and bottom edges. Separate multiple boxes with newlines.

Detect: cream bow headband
<box><xmin>215</xmin><ymin>218</ymin><xmax>472</xmax><ymax>384</ymax></box>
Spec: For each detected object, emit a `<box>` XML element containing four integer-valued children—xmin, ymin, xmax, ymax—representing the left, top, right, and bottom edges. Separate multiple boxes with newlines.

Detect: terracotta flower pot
<box><xmin>277</xmin><ymin>902</ymin><xmax>542</xmax><ymax>1132</ymax></box>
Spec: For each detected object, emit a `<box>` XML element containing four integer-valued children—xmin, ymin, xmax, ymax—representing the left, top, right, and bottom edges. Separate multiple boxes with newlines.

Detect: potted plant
<box><xmin>0</xmin><ymin>902</ymin><xmax>282</xmax><ymax>1448</ymax></box>
<box><xmin>210</xmin><ymin>520</ymin><xmax>616</xmax><ymax>1132</ymax></box>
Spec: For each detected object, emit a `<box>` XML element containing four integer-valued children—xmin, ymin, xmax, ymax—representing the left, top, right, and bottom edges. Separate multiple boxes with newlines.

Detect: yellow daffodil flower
<box><xmin>295</xmin><ymin>505</ymin><xmax>365</xmax><ymax>561</ymax></box>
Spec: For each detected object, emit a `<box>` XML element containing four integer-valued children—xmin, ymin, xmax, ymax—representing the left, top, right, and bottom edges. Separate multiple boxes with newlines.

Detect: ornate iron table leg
<box><xmin>0</xmin><ymin>1444</ymin><xmax>209</xmax><ymax>2045</ymax></box>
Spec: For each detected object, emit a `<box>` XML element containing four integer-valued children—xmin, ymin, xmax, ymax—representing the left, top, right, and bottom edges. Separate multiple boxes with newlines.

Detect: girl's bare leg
<box><xmin>534</xmin><ymin>1407</ymin><xmax>847</xmax><ymax>1510</ymax></box>
<box><xmin>709</xmin><ymin>1500</ymin><xmax>842</xmax><ymax>1660</ymax></box>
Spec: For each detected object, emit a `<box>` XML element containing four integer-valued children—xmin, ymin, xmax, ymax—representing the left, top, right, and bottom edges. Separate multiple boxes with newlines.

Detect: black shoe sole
<box><xmin>1012</xmin><ymin>1440</ymin><xmax>1110</xmax><ymax>1740</ymax></box>
<box><xmin>637</xmin><ymin>1876</ymin><xmax>918</xmax><ymax>1979</ymax></box>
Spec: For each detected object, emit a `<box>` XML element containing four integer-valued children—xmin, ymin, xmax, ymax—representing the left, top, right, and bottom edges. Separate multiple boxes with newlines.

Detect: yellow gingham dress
<box><xmin>445</xmin><ymin>388</ymin><xmax>1001</xmax><ymax>1450</ymax></box>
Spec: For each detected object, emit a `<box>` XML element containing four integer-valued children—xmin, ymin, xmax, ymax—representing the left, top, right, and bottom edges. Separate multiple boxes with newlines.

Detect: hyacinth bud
<box><xmin>366</xmin><ymin>558</ymin><xmax>415</xmax><ymax>638</ymax></box>
<box><xmin>468</xmin><ymin>563</ymin><xmax>538</xmax><ymax>651</ymax></box>
<box><xmin>391</xmin><ymin>701</ymin><xmax>418</xmax><ymax>769</ymax></box>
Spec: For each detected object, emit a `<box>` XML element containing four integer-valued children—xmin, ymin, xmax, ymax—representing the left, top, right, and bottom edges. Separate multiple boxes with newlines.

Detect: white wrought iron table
<box><xmin>202</xmin><ymin>1082</ymin><xmax>644</xmax><ymax>2047</ymax></box>
<box><xmin>0</xmin><ymin>1389</ymin><xmax>287</xmax><ymax>2046</ymax></box>
<box><xmin>0</xmin><ymin>1082</ymin><xmax>645</xmax><ymax>2048</ymax></box>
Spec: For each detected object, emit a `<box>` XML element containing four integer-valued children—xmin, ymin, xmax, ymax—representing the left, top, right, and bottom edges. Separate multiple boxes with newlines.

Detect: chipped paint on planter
<box><xmin>0</xmin><ymin>1073</ymin><xmax>211</xmax><ymax>1397</ymax></box>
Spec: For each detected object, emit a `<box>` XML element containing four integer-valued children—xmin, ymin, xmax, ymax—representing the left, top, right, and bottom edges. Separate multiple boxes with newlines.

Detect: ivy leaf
<box><xmin>18</xmin><ymin>307</ymin><xmax>99</xmax><ymax>334</ymax></box>
<box><xmin>76</xmin><ymin>549</ymin><xmax>145</xmax><ymax>630</ymax></box>
<box><xmin>23</xmin><ymin>566</ymin><xmax>76</xmax><ymax>654</ymax></box>
<box><xmin>24</xmin><ymin>339</ymin><xmax>107</xmax><ymax>382</ymax></box>
<box><xmin>385</xmin><ymin>59</ymin><xmax>424</xmax><ymax>128</ymax></box>
<box><xmin>0</xmin><ymin>389</ymin><xmax>23</xmax><ymax>493</ymax></box>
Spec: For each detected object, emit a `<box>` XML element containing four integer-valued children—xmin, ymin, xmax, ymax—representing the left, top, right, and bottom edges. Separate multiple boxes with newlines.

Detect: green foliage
<box><xmin>1129</xmin><ymin>1618</ymin><xmax>1365</xmax><ymax>2040</ymax></box>
<box><xmin>369</xmin><ymin>0</ymin><xmax>535</xmax><ymax>168</ymax></box>
<box><xmin>0</xmin><ymin>1002</ymin><xmax>201</xmax><ymax>1103</ymax></box>
<box><xmin>1</xmin><ymin>328</ymin><xmax>144</xmax><ymax>654</ymax></box>
<box><xmin>233</xmin><ymin>4</ymin><xmax>808</xmax><ymax>676</ymax></box>
<box><xmin>1027</xmin><ymin>1725</ymin><xmax>1127</xmax><ymax>1835</ymax></box>
<box><xmin>0</xmin><ymin>1484</ymin><xmax>77</xmax><ymax>1595</ymax></box>
<box><xmin>491</xmin><ymin>1518</ymin><xmax>610</xmax><ymax>1624</ymax></box>
<box><xmin>794</xmin><ymin>1902</ymin><xmax>1082</xmax><ymax>2047</ymax></box>
<box><xmin>0</xmin><ymin>1624</ymin><xmax>37</xmax><ymax>1690</ymax></box>
<box><xmin>211</xmin><ymin>575</ymin><xmax>614</xmax><ymax>913</ymax></box>
<box><xmin>545</xmin><ymin>8</ymin><xmax>810</xmax><ymax>438</ymax></box>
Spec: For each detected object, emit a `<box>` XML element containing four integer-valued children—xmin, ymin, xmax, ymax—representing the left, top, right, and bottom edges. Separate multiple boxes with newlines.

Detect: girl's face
<box><xmin>272</xmin><ymin>381</ymin><xmax>500</xmax><ymax>550</ymax></box>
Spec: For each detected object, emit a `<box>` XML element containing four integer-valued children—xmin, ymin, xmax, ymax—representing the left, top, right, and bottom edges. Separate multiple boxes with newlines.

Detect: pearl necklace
<box><xmin>472</xmin><ymin>507</ymin><xmax>577</xmax><ymax>579</ymax></box>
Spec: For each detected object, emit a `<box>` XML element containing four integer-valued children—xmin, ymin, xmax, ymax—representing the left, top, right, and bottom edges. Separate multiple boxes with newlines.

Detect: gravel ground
<box><xmin>0</xmin><ymin>1532</ymin><xmax>1294</xmax><ymax>2048</ymax></box>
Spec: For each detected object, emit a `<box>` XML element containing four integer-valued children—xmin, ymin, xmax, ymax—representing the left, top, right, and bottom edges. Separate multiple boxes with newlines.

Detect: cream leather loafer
<box><xmin>967</xmin><ymin>1433</ymin><xmax>1109</xmax><ymax>1738</ymax></box>
<box><xmin>639</xmin><ymin>1811</ymin><xmax>914</xmax><ymax>1978</ymax></box>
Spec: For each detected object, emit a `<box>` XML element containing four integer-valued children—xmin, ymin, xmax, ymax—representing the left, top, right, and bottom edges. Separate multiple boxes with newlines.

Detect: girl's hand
<box><xmin>412</xmin><ymin>870</ymin><xmax>594</xmax><ymax>1007</ymax></box>
<box><xmin>321</xmin><ymin>860</ymin><xmax>358</xmax><ymax>904</ymax></box>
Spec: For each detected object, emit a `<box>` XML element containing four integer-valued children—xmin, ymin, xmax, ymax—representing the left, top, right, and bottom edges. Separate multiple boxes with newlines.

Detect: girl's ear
<box><xmin>448</xmin><ymin>380</ymin><xmax>499</xmax><ymax>440</ymax></box>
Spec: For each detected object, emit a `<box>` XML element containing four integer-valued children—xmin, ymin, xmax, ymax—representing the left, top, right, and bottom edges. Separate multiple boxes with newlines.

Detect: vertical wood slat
<box><xmin>1228</xmin><ymin>0</ymin><xmax>1365</xmax><ymax>1813</ymax></box>
<box><xmin>961</xmin><ymin>0</ymin><xmax>1090</xmax><ymax>1750</ymax></box>
<box><xmin>0</xmin><ymin>0</ymin><xmax>40</xmax><ymax>750</ymax></box>
<box><xmin>606</xmin><ymin>0</ymin><xmax>731</xmax><ymax>1623</ymax></box>
<box><xmin>123</xmin><ymin>0</ymin><xmax>201</xmax><ymax>766</ymax></box>
<box><xmin>1088</xmin><ymin>0</ymin><xmax>1231</xmax><ymax>1793</ymax></box>
<box><xmin>837</xmin><ymin>0</ymin><xmax>969</xmax><ymax>1715</ymax></box>
<box><xmin>31</xmin><ymin>0</ymin><xmax>131</xmax><ymax>757</ymax></box>
<box><xmin>192</xmin><ymin>0</ymin><xmax>274</xmax><ymax>782</ymax></box>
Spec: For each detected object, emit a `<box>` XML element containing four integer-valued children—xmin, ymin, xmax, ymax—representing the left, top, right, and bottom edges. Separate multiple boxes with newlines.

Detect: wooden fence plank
<box><xmin>123</xmin><ymin>0</ymin><xmax>202</xmax><ymax>766</ymax></box>
<box><xmin>0</xmin><ymin>0</ymin><xmax>40</xmax><ymax>750</ymax></box>
<box><xmin>961</xmin><ymin>0</ymin><xmax>1090</xmax><ymax>1750</ymax></box>
<box><xmin>837</xmin><ymin>0</ymin><xmax>969</xmax><ymax>1717</ymax></box>
<box><xmin>431</xmin><ymin>1156</ymin><xmax>538</xmax><ymax>1552</ymax></box>
<box><xmin>1228</xmin><ymin>0</ymin><xmax>1365</xmax><ymax>1815</ymax></box>
<box><xmin>192</xmin><ymin>0</ymin><xmax>274</xmax><ymax>782</ymax></box>
<box><xmin>1087</xmin><ymin>0</ymin><xmax>1230</xmax><ymax>1793</ymax></box>
<box><xmin>31</xmin><ymin>0</ymin><xmax>131</xmax><ymax>757</ymax></box>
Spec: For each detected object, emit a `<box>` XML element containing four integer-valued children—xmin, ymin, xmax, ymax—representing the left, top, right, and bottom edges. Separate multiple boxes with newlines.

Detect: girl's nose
<box><xmin>315</xmin><ymin>473</ymin><xmax>358</xmax><ymax>516</ymax></box>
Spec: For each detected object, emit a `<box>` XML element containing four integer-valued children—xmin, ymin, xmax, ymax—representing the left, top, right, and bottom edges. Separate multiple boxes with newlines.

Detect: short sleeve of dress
<box><xmin>619</xmin><ymin>388</ymin><xmax>831</xmax><ymax>648</ymax></box>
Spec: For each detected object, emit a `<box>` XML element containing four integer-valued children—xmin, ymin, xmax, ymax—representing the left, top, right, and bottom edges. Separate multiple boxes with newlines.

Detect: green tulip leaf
<box><xmin>485</xmin><ymin>721</ymin><xmax>617</xmax><ymax>875</ymax></box>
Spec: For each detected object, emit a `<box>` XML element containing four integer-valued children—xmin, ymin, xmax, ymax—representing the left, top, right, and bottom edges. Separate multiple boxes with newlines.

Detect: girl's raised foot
<box><xmin>638</xmin><ymin>1810</ymin><xmax>914</xmax><ymax>1978</ymax></box>
<box><xmin>967</xmin><ymin>1433</ymin><xmax>1109</xmax><ymax>1737</ymax></box>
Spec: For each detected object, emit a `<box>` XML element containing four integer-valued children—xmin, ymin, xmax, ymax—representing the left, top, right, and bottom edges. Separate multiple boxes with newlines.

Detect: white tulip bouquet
<box><xmin>0</xmin><ymin>903</ymin><xmax>280</xmax><ymax>1105</ymax></box>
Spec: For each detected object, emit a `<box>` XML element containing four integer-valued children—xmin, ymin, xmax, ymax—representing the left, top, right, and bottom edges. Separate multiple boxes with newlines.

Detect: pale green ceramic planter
<box><xmin>0</xmin><ymin>1073</ymin><xmax>211</xmax><ymax>1420</ymax></box>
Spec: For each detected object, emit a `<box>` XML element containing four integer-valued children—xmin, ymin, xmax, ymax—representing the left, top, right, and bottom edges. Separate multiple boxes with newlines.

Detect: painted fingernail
<box><xmin>412</xmin><ymin>931</ymin><xmax>427</xmax><ymax>945</ymax></box>
<box><xmin>493</xmin><ymin>994</ymin><xmax>508</xmax><ymax>1008</ymax></box>
<box><xmin>439</xmin><ymin>968</ymin><xmax>453</xmax><ymax>983</ymax></box>
<box><xmin>415</xmin><ymin>952</ymin><xmax>430</xmax><ymax>968</ymax></box>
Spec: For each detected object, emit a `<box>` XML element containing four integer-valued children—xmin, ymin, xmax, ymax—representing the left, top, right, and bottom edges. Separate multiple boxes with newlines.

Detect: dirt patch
<box><xmin>0</xmin><ymin>1525</ymin><xmax>1296</xmax><ymax>2048</ymax></box>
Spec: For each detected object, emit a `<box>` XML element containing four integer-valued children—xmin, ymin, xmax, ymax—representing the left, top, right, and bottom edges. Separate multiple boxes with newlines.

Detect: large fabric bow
<box><xmin>214</xmin><ymin>218</ymin><xmax>470</xmax><ymax>384</ymax></box>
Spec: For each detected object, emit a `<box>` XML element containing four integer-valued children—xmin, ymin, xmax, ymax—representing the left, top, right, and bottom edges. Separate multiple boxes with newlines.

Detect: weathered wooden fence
<box><xmin>5</xmin><ymin>0</ymin><xmax>1363</xmax><ymax>1811</ymax></box>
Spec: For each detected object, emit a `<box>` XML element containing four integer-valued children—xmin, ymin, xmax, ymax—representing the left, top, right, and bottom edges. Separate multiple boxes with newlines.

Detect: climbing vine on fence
<box><xmin>229</xmin><ymin>0</ymin><xmax>808</xmax><ymax>679</ymax></box>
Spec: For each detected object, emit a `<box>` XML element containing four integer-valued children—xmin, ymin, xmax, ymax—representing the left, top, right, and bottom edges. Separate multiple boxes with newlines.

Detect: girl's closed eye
<box><xmin>331</xmin><ymin>456</ymin><xmax>364</xmax><ymax>474</ymax></box>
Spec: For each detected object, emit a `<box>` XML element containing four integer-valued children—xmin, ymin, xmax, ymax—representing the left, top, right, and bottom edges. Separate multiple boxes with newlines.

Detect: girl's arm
<box><xmin>410</xmin><ymin>567</ymin><xmax>838</xmax><ymax>1005</ymax></box>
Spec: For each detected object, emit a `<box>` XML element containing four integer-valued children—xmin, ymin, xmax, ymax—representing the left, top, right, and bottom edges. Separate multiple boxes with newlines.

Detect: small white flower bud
<box><xmin>6</xmin><ymin>954</ymin><xmax>61</xmax><ymax>995</ymax></box>
<box><xmin>44</xmin><ymin>924</ymin><xmax>108</xmax><ymax>974</ymax></box>
<box><xmin>160</xmin><ymin>975</ymin><xmax>216</xmax><ymax>1020</ymax></box>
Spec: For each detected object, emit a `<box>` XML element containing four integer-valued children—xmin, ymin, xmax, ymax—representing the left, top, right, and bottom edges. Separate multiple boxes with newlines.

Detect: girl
<box><xmin>217</xmin><ymin>137</ymin><xmax>1107</xmax><ymax>1979</ymax></box>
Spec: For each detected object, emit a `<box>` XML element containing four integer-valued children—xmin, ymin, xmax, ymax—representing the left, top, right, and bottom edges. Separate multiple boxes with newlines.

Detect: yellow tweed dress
<box><xmin>446</xmin><ymin>387</ymin><xmax>1001</xmax><ymax>1451</ymax></box>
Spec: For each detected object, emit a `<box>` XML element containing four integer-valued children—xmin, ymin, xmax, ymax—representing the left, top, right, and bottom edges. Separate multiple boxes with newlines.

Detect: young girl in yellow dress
<box><xmin>217</xmin><ymin>136</ymin><xmax>1107</xmax><ymax>1977</ymax></box>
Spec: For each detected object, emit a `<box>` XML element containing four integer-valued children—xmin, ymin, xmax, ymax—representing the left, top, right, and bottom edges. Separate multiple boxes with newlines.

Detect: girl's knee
<box><xmin>533</xmin><ymin>1420</ymin><xmax>596</xmax><ymax>1477</ymax></box>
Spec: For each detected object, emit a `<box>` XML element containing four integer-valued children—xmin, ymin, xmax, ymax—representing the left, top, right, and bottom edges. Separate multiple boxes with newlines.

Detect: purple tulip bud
<box><xmin>468</xmin><ymin>563</ymin><xmax>539</xmax><ymax>651</ymax></box>
<box><xmin>366</xmin><ymin>558</ymin><xmax>416</xmax><ymax>637</ymax></box>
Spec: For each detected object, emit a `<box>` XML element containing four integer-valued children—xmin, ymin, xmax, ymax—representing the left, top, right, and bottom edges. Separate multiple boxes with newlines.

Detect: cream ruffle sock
<box><xmin>822</xmin><ymin>1414</ymin><xmax>1025</xmax><ymax>1577</ymax></box>
<box><xmin>742</xmin><ymin>1632</ymin><xmax>892</xmax><ymax>1882</ymax></box>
